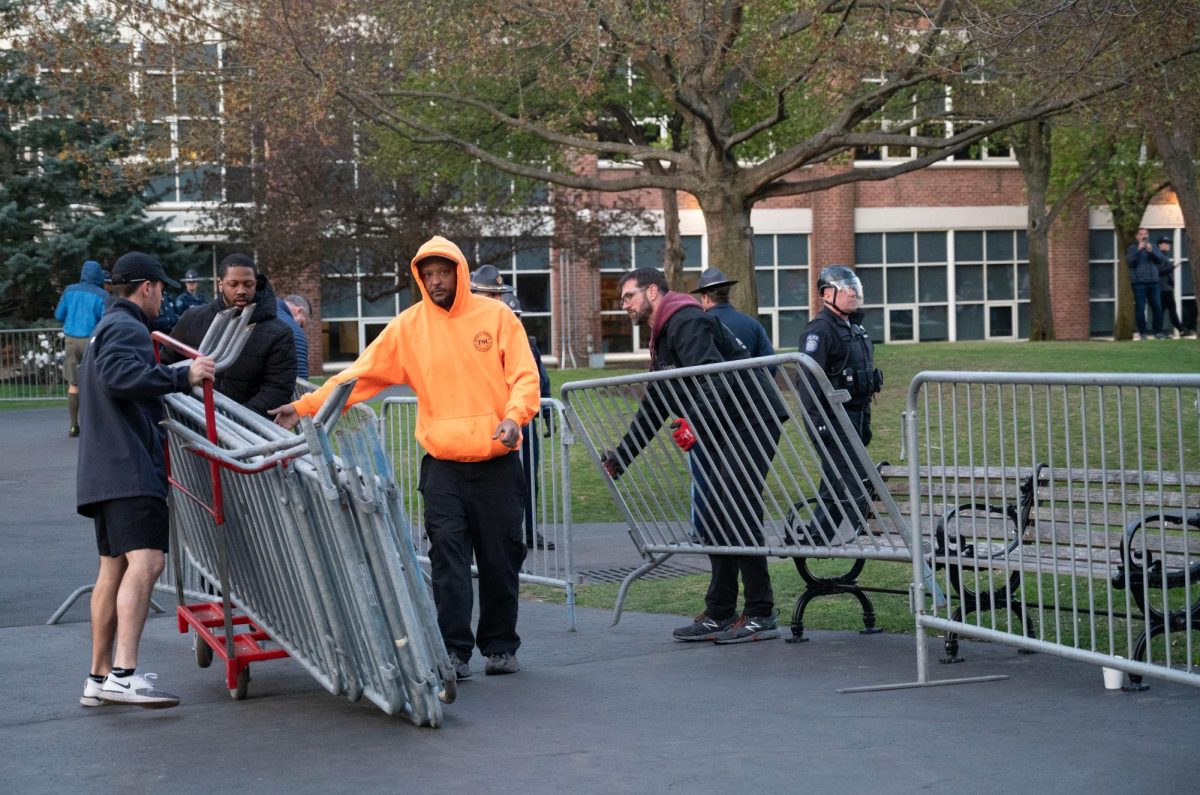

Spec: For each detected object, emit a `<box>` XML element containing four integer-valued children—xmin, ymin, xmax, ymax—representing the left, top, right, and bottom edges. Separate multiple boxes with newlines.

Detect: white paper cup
<box><xmin>1102</xmin><ymin>665</ymin><xmax>1127</xmax><ymax>690</ymax></box>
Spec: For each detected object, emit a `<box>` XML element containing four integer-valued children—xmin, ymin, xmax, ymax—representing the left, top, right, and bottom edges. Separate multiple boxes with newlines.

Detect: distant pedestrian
<box><xmin>53</xmin><ymin>259</ymin><xmax>108</xmax><ymax>437</ymax></box>
<box><xmin>77</xmin><ymin>251</ymin><xmax>214</xmax><ymax>709</ymax></box>
<box><xmin>1125</xmin><ymin>227</ymin><xmax>1169</xmax><ymax>339</ymax></box>
<box><xmin>284</xmin><ymin>294</ymin><xmax>313</xmax><ymax>379</ymax></box>
<box><xmin>1156</xmin><ymin>235</ymin><xmax>1187</xmax><ymax>338</ymax></box>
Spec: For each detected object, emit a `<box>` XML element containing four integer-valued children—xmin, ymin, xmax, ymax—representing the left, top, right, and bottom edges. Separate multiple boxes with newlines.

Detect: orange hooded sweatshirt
<box><xmin>291</xmin><ymin>236</ymin><xmax>540</xmax><ymax>462</ymax></box>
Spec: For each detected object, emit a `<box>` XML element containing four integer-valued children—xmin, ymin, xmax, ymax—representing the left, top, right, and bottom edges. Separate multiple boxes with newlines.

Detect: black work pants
<box><xmin>808</xmin><ymin>408</ymin><xmax>873</xmax><ymax>541</ymax></box>
<box><xmin>420</xmin><ymin>453</ymin><xmax>527</xmax><ymax>660</ymax></box>
<box><xmin>1162</xmin><ymin>289</ymin><xmax>1185</xmax><ymax>333</ymax></box>
<box><xmin>693</xmin><ymin>419</ymin><xmax>782</xmax><ymax>619</ymax></box>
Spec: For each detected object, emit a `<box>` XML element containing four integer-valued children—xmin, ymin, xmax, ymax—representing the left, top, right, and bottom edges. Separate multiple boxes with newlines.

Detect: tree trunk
<box><xmin>699</xmin><ymin>198</ymin><xmax>755</xmax><ymax>314</ymax></box>
<box><xmin>1152</xmin><ymin>119</ymin><xmax>1200</xmax><ymax>334</ymax></box>
<box><xmin>1013</xmin><ymin>119</ymin><xmax>1056</xmax><ymax>340</ymax></box>
<box><xmin>661</xmin><ymin>187</ymin><xmax>685</xmax><ymax>291</ymax></box>
<box><xmin>1113</xmin><ymin>229</ymin><xmax>1136</xmax><ymax>340</ymax></box>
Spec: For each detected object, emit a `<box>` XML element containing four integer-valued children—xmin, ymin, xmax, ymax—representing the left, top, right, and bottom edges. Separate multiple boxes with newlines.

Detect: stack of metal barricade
<box><xmin>162</xmin><ymin>381</ymin><xmax>455</xmax><ymax>727</ymax></box>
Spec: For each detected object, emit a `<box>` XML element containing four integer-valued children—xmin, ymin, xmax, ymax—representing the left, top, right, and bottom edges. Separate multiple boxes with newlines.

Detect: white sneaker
<box><xmin>97</xmin><ymin>672</ymin><xmax>180</xmax><ymax>709</ymax></box>
<box><xmin>80</xmin><ymin>676</ymin><xmax>108</xmax><ymax>707</ymax></box>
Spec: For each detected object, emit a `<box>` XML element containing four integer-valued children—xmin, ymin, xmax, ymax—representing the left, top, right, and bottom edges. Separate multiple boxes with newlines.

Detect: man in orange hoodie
<box><xmin>270</xmin><ymin>236</ymin><xmax>540</xmax><ymax>680</ymax></box>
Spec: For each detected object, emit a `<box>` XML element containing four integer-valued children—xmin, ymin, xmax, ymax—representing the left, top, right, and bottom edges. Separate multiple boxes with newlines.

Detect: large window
<box><xmin>953</xmin><ymin>230</ymin><xmax>1030</xmax><ymax>340</ymax></box>
<box><xmin>751</xmin><ymin>233</ymin><xmax>809</xmax><ymax>348</ymax></box>
<box><xmin>852</xmin><ymin>84</ymin><xmax>1014</xmax><ymax>163</ymax></box>
<box><xmin>599</xmin><ymin>235</ymin><xmax>703</xmax><ymax>354</ymax></box>
<box><xmin>855</xmin><ymin>231</ymin><xmax>950</xmax><ymax>342</ymax></box>
<box><xmin>854</xmin><ymin>230</ymin><xmax>1027</xmax><ymax>342</ymax></box>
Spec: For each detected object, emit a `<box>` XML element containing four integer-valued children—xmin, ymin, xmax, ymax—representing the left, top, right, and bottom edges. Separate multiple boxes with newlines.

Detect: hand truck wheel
<box><xmin>230</xmin><ymin>667</ymin><xmax>249</xmax><ymax>700</ymax></box>
<box><xmin>194</xmin><ymin>630</ymin><xmax>213</xmax><ymax>669</ymax></box>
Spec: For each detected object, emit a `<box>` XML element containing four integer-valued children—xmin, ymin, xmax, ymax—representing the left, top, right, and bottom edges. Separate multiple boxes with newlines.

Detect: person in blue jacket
<box><xmin>54</xmin><ymin>260</ymin><xmax>109</xmax><ymax>437</ymax></box>
<box><xmin>276</xmin><ymin>297</ymin><xmax>308</xmax><ymax>381</ymax></box>
<box><xmin>76</xmin><ymin>251</ymin><xmax>214</xmax><ymax>710</ymax></box>
<box><xmin>690</xmin><ymin>267</ymin><xmax>775</xmax><ymax>359</ymax></box>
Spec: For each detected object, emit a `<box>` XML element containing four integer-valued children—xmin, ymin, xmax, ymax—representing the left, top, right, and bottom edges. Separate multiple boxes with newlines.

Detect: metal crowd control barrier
<box><xmin>901</xmin><ymin>372</ymin><xmax>1200</xmax><ymax>693</ymax></box>
<box><xmin>162</xmin><ymin>377</ymin><xmax>455</xmax><ymax>725</ymax></box>
<box><xmin>0</xmin><ymin>327</ymin><xmax>66</xmax><ymax>401</ymax></box>
<box><xmin>380</xmin><ymin>396</ymin><xmax>579</xmax><ymax>631</ymax></box>
<box><xmin>560</xmin><ymin>353</ymin><xmax>944</xmax><ymax>627</ymax></box>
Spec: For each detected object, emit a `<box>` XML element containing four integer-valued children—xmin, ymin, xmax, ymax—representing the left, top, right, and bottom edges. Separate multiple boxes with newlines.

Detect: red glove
<box><xmin>670</xmin><ymin>418</ymin><xmax>696</xmax><ymax>451</ymax></box>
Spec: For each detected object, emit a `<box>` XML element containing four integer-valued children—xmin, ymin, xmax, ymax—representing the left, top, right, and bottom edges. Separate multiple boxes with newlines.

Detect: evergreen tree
<box><xmin>0</xmin><ymin>1</ymin><xmax>199</xmax><ymax>326</ymax></box>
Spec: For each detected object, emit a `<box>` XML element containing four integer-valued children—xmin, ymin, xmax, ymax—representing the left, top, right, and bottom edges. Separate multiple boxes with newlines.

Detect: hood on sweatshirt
<box><xmin>410</xmin><ymin>236</ymin><xmax>471</xmax><ymax>316</ymax></box>
<box><xmin>80</xmin><ymin>260</ymin><xmax>104</xmax><ymax>287</ymax></box>
<box><xmin>648</xmin><ymin>290</ymin><xmax>702</xmax><ymax>367</ymax></box>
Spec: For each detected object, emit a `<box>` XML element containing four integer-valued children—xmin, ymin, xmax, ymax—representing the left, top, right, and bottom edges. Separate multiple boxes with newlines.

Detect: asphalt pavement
<box><xmin>2</xmin><ymin>405</ymin><xmax>1197</xmax><ymax>794</ymax></box>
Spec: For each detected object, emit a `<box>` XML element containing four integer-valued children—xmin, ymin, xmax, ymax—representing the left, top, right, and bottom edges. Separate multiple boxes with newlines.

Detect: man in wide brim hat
<box><xmin>689</xmin><ymin>267</ymin><xmax>739</xmax><ymax>294</ymax></box>
<box><xmin>469</xmin><ymin>263</ymin><xmax>513</xmax><ymax>294</ymax></box>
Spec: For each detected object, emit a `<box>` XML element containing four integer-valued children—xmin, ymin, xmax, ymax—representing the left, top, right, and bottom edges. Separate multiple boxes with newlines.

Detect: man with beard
<box><xmin>602</xmin><ymin>268</ymin><xmax>788</xmax><ymax>645</ymax></box>
<box><xmin>270</xmin><ymin>237</ymin><xmax>539</xmax><ymax>680</ymax></box>
<box><xmin>166</xmin><ymin>253</ymin><xmax>295</xmax><ymax>416</ymax></box>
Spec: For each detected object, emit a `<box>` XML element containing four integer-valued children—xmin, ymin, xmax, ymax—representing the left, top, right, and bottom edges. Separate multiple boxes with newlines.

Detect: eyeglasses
<box><xmin>619</xmin><ymin>287</ymin><xmax>646</xmax><ymax>306</ymax></box>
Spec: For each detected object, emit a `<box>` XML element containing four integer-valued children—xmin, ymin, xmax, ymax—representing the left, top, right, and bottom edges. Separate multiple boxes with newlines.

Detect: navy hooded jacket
<box><xmin>54</xmin><ymin>260</ymin><xmax>108</xmax><ymax>337</ymax></box>
<box><xmin>76</xmin><ymin>298</ymin><xmax>192</xmax><ymax>516</ymax></box>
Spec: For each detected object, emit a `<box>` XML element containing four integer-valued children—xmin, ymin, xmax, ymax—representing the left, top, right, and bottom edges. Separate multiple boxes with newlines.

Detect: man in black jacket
<box><xmin>76</xmin><ymin>252</ymin><xmax>214</xmax><ymax>709</ymax></box>
<box><xmin>167</xmin><ymin>253</ymin><xmax>296</xmax><ymax>416</ymax></box>
<box><xmin>602</xmin><ymin>267</ymin><xmax>788</xmax><ymax>644</ymax></box>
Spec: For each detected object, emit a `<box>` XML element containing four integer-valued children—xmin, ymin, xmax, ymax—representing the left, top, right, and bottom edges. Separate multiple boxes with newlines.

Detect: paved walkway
<box><xmin>2</xmin><ymin>406</ymin><xmax>1198</xmax><ymax>793</ymax></box>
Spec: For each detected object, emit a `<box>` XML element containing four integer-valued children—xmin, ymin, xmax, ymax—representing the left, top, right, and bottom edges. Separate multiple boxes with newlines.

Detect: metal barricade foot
<box><xmin>611</xmin><ymin>554</ymin><xmax>675</xmax><ymax>626</ymax></box>
<box><xmin>46</xmin><ymin>584</ymin><xmax>94</xmax><ymax>625</ymax></box>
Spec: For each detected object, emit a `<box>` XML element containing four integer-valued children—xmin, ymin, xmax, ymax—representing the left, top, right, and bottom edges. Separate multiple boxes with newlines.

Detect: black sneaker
<box><xmin>447</xmin><ymin>651</ymin><xmax>471</xmax><ymax>680</ymax></box>
<box><xmin>711</xmin><ymin>613</ymin><xmax>782</xmax><ymax>644</ymax></box>
<box><xmin>672</xmin><ymin>613</ymin><xmax>736</xmax><ymax>642</ymax></box>
<box><xmin>484</xmin><ymin>652</ymin><xmax>520</xmax><ymax>675</ymax></box>
<box><xmin>68</xmin><ymin>425</ymin><xmax>79</xmax><ymax>438</ymax></box>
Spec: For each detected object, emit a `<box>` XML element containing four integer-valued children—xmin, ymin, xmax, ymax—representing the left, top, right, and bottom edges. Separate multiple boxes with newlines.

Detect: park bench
<box><xmin>790</xmin><ymin>463</ymin><xmax>1200</xmax><ymax>680</ymax></box>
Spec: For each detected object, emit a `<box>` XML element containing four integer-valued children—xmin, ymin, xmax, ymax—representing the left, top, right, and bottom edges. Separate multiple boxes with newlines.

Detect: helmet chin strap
<box><xmin>823</xmin><ymin>288</ymin><xmax>848</xmax><ymax>316</ymax></box>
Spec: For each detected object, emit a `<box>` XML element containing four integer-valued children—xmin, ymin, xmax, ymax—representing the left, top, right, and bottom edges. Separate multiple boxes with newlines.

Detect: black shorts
<box><xmin>93</xmin><ymin>497</ymin><xmax>169</xmax><ymax>557</ymax></box>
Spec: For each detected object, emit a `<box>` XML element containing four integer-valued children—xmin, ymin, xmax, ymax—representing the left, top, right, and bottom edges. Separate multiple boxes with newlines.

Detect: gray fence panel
<box><xmin>560</xmin><ymin>353</ymin><xmax>941</xmax><ymax>622</ymax></box>
<box><xmin>0</xmin><ymin>328</ymin><xmax>67</xmax><ymax>401</ymax></box>
<box><xmin>162</xmin><ymin>386</ymin><xmax>454</xmax><ymax>725</ymax></box>
<box><xmin>907</xmin><ymin>371</ymin><xmax>1200</xmax><ymax>691</ymax></box>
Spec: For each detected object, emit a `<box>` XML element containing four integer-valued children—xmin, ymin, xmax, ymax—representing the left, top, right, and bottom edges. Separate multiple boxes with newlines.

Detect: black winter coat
<box><xmin>167</xmin><ymin>277</ymin><xmax>296</xmax><ymax>416</ymax></box>
<box><xmin>76</xmin><ymin>299</ymin><xmax>192</xmax><ymax>515</ymax></box>
<box><xmin>617</xmin><ymin>303</ymin><xmax>787</xmax><ymax>461</ymax></box>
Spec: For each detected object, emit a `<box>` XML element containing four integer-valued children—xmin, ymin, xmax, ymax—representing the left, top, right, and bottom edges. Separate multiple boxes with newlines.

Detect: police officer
<box><xmin>469</xmin><ymin>265</ymin><xmax>555</xmax><ymax>550</ymax></box>
<box><xmin>796</xmin><ymin>265</ymin><xmax>881</xmax><ymax>545</ymax></box>
<box><xmin>175</xmin><ymin>269</ymin><xmax>208</xmax><ymax>315</ymax></box>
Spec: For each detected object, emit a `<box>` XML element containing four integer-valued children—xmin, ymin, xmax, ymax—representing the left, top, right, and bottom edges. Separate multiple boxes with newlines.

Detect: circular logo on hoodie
<box><xmin>473</xmin><ymin>331</ymin><xmax>494</xmax><ymax>353</ymax></box>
